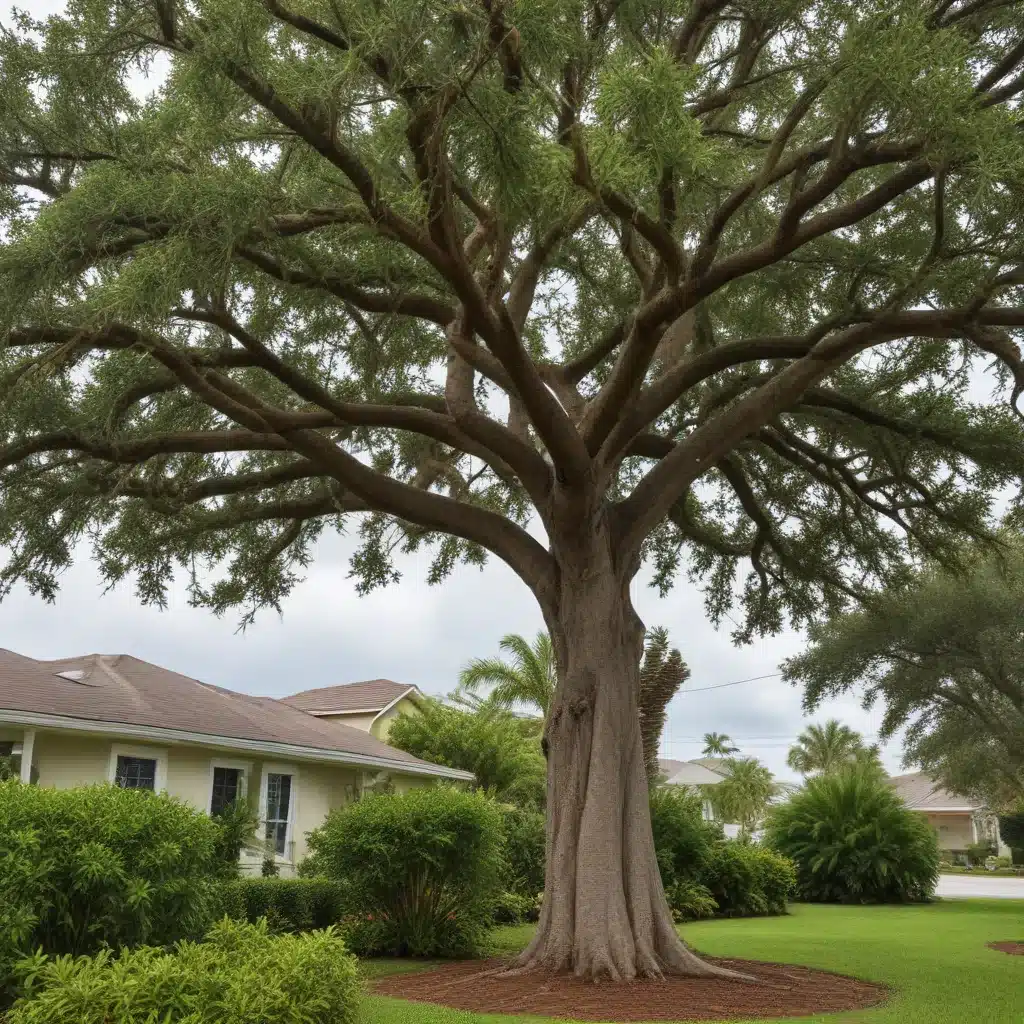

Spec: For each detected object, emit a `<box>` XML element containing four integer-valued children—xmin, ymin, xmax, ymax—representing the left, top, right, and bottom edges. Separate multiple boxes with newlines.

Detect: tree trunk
<box><xmin>515</xmin><ymin>525</ymin><xmax>742</xmax><ymax>982</ymax></box>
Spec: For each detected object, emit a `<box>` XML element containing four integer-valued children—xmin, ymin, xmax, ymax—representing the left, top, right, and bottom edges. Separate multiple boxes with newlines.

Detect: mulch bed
<box><xmin>987</xmin><ymin>941</ymin><xmax>1024</xmax><ymax>955</ymax></box>
<box><xmin>372</xmin><ymin>956</ymin><xmax>888</xmax><ymax>1021</ymax></box>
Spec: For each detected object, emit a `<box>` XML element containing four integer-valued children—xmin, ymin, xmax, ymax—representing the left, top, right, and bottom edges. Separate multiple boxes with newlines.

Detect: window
<box><xmin>264</xmin><ymin>773</ymin><xmax>292</xmax><ymax>856</ymax></box>
<box><xmin>115</xmin><ymin>755</ymin><xmax>157</xmax><ymax>791</ymax></box>
<box><xmin>210</xmin><ymin>766</ymin><xmax>244</xmax><ymax>816</ymax></box>
<box><xmin>0</xmin><ymin>741</ymin><xmax>13</xmax><ymax>757</ymax></box>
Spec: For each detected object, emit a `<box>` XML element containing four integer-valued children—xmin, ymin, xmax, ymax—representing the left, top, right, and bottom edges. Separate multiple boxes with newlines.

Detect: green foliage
<box><xmin>649</xmin><ymin>785</ymin><xmax>720</xmax><ymax>888</ymax></box>
<box><xmin>212</xmin><ymin>877</ymin><xmax>346</xmax><ymax>933</ymax></box>
<box><xmin>965</xmin><ymin>841</ymin><xmax>996</xmax><ymax>867</ymax></box>
<box><xmin>388</xmin><ymin>699</ymin><xmax>546</xmax><ymax>811</ymax></box>
<box><xmin>664</xmin><ymin>879</ymin><xmax>719</xmax><ymax>923</ymax></box>
<box><xmin>702</xmin><ymin>733</ymin><xmax>739</xmax><ymax>757</ymax></box>
<box><xmin>704</xmin><ymin>757</ymin><xmax>785</xmax><ymax>834</ymax></box>
<box><xmin>649</xmin><ymin>785</ymin><xmax>792</xmax><ymax>919</ymax></box>
<box><xmin>786</xmin><ymin>540</ymin><xmax>1024</xmax><ymax>808</ymax></box>
<box><xmin>458</xmin><ymin>632</ymin><xmax>555</xmax><ymax>717</ymax></box>
<box><xmin>0</xmin><ymin>781</ymin><xmax>231</xmax><ymax>1003</ymax></box>
<box><xmin>765</xmin><ymin>764</ymin><xmax>940</xmax><ymax>904</ymax></box>
<box><xmin>998</xmin><ymin>810</ymin><xmax>1024</xmax><ymax>852</ymax></box>
<box><xmin>210</xmin><ymin>799</ymin><xmax>260</xmax><ymax>878</ymax></box>
<box><xmin>786</xmin><ymin>720</ymin><xmax>877</xmax><ymax>777</ymax></box>
<box><xmin>6</xmin><ymin>918</ymin><xmax>361</xmax><ymax>1024</ymax></box>
<box><xmin>698</xmin><ymin>842</ymin><xmax>796</xmax><ymax>918</ymax></box>
<box><xmin>496</xmin><ymin>804</ymin><xmax>545</xmax><ymax>902</ymax></box>
<box><xmin>638</xmin><ymin>628</ymin><xmax>690</xmax><ymax>784</ymax></box>
<box><xmin>306</xmin><ymin>786</ymin><xmax>504</xmax><ymax>957</ymax></box>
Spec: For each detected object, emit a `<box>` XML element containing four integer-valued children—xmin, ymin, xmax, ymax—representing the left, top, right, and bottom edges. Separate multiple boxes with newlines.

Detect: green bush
<box><xmin>665</xmin><ymin>879</ymin><xmax>718</xmax><ymax>922</ymax></box>
<box><xmin>0</xmin><ymin>782</ymin><xmax>231</xmax><ymax>1004</ymax></box>
<box><xmin>491</xmin><ymin>889</ymin><xmax>541</xmax><ymax>924</ymax></box>
<box><xmin>966</xmin><ymin>840</ymin><xmax>995</xmax><ymax>866</ymax></box>
<box><xmin>7</xmin><ymin>918</ymin><xmax>361</xmax><ymax>1024</ymax></box>
<box><xmin>306</xmin><ymin>786</ymin><xmax>504</xmax><ymax>957</ymax></box>
<box><xmin>765</xmin><ymin>764</ymin><xmax>940</xmax><ymax>903</ymax></box>
<box><xmin>213</xmin><ymin>877</ymin><xmax>347</xmax><ymax>933</ymax></box>
<box><xmin>697</xmin><ymin>841</ymin><xmax>795</xmax><ymax>917</ymax></box>
<box><xmin>497</xmin><ymin>804</ymin><xmax>545</xmax><ymax>900</ymax></box>
<box><xmin>649</xmin><ymin>786</ymin><xmax>721</xmax><ymax>889</ymax></box>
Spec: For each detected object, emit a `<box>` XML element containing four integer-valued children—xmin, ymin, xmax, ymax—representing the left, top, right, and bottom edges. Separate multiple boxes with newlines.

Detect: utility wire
<box><xmin>681</xmin><ymin>671</ymin><xmax>782</xmax><ymax>693</ymax></box>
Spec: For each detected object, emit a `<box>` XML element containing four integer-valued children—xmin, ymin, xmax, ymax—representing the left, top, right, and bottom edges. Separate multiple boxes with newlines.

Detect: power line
<box><xmin>681</xmin><ymin>671</ymin><xmax>782</xmax><ymax>693</ymax></box>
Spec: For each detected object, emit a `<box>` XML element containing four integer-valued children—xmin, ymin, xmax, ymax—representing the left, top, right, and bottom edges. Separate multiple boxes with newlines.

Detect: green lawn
<box><xmin>362</xmin><ymin>900</ymin><xmax>1024</xmax><ymax>1024</ymax></box>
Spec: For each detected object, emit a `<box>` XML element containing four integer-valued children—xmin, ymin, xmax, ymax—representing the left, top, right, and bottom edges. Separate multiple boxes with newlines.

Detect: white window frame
<box><xmin>258</xmin><ymin>762</ymin><xmax>299</xmax><ymax>863</ymax></box>
<box><xmin>207</xmin><ymin>758</ymin><xmax>251</xmax><ymax>816</ymax></box>
<box><xmin>108</xmin><ymin>743</ymin><xmax>168</xmax><ymax>793</ymax></box>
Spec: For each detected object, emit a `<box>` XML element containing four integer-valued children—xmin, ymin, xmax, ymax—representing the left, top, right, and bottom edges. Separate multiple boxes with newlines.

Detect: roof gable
<box><xmin>281</xmin><ymin>679</ymin><xmax>420</xmax><ymax>714</ymax></box>
<box><xmin>886</xmin><ymin>772</ymin><xmax>982</xmax><ymax>811</ymax></box>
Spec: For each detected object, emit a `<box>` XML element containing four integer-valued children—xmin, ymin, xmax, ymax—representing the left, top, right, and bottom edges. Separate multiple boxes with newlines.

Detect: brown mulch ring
<box><xmin>987</xmin><ymin>941</ymin><xmax>1024</xmax><ymax>955</ymax></box>
<box><xmin>372</xmin><ymin>956</ymin><xmax>888</xmax><ymax>1021</ymax></box>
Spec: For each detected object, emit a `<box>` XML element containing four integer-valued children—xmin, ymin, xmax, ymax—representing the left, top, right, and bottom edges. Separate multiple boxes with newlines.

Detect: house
<box><xmin>658</xmin><ymin>757</ymin><xmax>727</xmax><ymax>826</ymax></box>
<box><xmin>888</xmin><ymin>772</ymin><xmax>1011</xmax><ymax>860</ymax></box>
<box><xmin>281</xmin><ymin>679</ymin><xmax>425</xmax><ymax>740</ymax></box>
<box><xmin>0</xmin><ymin>649</ymin><xmax>472</xmax><ymax>875</ymax></box>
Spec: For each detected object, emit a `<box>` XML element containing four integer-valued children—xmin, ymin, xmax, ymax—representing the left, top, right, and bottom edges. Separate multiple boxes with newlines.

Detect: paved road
<box><xmin>937</xmin><ymin>873</ymin><xmax>1024</xmax><ymax>899</ymax></box>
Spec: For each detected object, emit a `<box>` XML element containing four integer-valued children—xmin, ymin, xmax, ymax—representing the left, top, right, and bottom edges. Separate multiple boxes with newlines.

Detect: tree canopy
<box><xmin>785</xmin><ymin>541</ymin><xmax>1024</xmax><ymax>808</ymax></box>
<box><xmin>702</xmin><ymin>732</ymin><xmax>738</xmax><ymax>756</ymax></box>
<box><xmin>3</xmin><ymin>0</ymin><xmax>1024</xmax><ymax>638</ymax></box>
<box><xmin>704</xmin><ymin>756</ymin><xmax>783</xmax><ymax>834</ymax></box>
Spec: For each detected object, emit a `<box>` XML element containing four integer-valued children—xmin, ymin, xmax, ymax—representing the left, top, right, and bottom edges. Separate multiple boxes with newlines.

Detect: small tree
<box><xmin>638</xmin><ymin>627</ymin><xmax>690</xmax><ymax>784</ymax></box>
<box><xmin>5</xmin><ymin>1</ymin><xmax>1024</xmax><ymax>981</ymax></box>
<box><xmin>786</xmin><ymin>720</ymin><xmax>875</xmax><ymax>777</ymax></box>
<box><xmin>785</xmin><ymin>542</ymin><xmax>1024</xmax><ymax>807</ymax></box>
<box><xmin>458</xmin><ymin>632</ymin><xmax>556</xmax><ymax>717</ymax></box>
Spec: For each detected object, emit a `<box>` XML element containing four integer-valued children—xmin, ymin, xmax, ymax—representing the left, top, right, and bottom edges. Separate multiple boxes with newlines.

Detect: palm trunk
<box><xmin>515</xmin><ymin>526</ymin><xmax>740</xmax><ymax>981</ymax></box>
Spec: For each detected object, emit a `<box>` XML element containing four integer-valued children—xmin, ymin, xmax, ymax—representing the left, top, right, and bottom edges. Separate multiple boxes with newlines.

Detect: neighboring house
<box><xmin>0</xmin><ymin>649</ymin><xmax>471</xmax><ymax>876</ymax></box>
<box><xmin>888</xmin><ymin>772</ymin><xmax>1011</xmax><ymax>860</ymax></box>
<box><xmin>658</xmin><ymin>757</ymin><xmax>726</xmax><ymax>826</ymax></box>
<box><xmin>281</xmin><ymin>679</ymin><xmax>425</xmax><ymax>740</ymax></box>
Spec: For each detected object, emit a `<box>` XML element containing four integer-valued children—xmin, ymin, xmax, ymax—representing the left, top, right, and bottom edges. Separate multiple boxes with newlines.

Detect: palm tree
<box><xmin>706</xmin><ymin>757</ymin><xmax>784</xmax><ymax>836</ymax></box>
<box><xmin>786</xmin><ymin>720</ymin><xmax>870</xmax><ymax>776</ymax></box>
<box><xmin>702</xmin><ymin>732</ymin><xmax>739</xmax><ymax>757</ymax></box>
<box><xmin>458</xmin><ymin>631</ymin><xmax>556</xmax><ymax>717</ymax></box>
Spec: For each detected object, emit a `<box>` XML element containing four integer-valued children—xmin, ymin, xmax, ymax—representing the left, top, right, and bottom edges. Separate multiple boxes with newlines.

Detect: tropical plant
<box><xmin>388</xmin><ymin>698</ymin><xmax>546</xmax><ymax>810</ymax></box>
<box><xmin>705</xmin><ymin>758</ymin><xmax>784</xmax><ymax>835</ymax></box>
<box><xmin>702</xmin><ymin>733</ymin><xmax>739</xmax><ymax>757</ymax></box>
<box><xmin>784</xmin><ymin>541</ymin><xmax>1024</xmax><ymax>807</ymax></box>
<box><xmin>6</xmin><ymin>918</ymin><xmax>361</xmax><ymax>1024</ymax></box>
<box><xmin>786</xmin><ymin>720</ymin><xmax>876</xmax><ymax>777</ymax></box>
<box><xmin>305</xmin><ymin>786</ymin><xmax>504</xmax><ymax>958</ymax></box>
<box><xmin>698</xmin><ymin>842</ymin><xmax>796</xmax><ymax>918</ymax></box>
<box><xmin>638</xmin><ymin>628</ymin><xmax>691</xmax><ymax>783</ymax></box>
<box><xmin>5</xmin><ymin>0</ymin><xmax>1024</xmax><ymax>982</ymax></box>
<box><xmin>765</xmin><ymin>762</ymin><xmax>940</xmax><ymax>904</ymax></box>
<box><xmin>458</xmin><ymin>632</ymin><xmax>555</xmax><ymax>717</ymax></box>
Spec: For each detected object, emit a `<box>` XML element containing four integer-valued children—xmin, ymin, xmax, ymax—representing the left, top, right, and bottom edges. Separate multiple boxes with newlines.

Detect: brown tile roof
<box><xmin>0</xmin><ymin>649</ymin><xmax>467</xmax><ymax>779</ymax></box>
<box><xmin>887</xmin><ymin>772</ymin><xmax>981</xmax><ymax>811</ymax></box>
<box><xmin>281</xmin><ymin>679</ymin><xmax>420</xmax><ymax>715</ymax></box>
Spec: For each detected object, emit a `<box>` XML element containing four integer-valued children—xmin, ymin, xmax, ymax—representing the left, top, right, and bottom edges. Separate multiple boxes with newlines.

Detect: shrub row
<box><xmin>212</xmin><ymin>877</ymin><xmax>347</xmax><ymax>933</ymax></box>
<box><xmin>6</xmin><ymin>918</ymin><xmax>360</xmax><ymax>1024</ymax></box>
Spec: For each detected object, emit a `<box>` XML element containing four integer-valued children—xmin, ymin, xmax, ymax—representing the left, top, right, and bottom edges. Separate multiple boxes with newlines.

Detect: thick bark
<box><xmin>515</xmin><ymin>520</ymin><xmax>742</xmax><ymax>981</ymax></box>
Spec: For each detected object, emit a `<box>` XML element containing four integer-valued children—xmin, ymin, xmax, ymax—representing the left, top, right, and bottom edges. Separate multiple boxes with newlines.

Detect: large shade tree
<box><xmin>785</xmin><ymin>541</ymin><xmax>1024</xmax><ymax>808</ymax></box>
<box><xmin>3</xmin><ymin>0</ymin><xmax>1024</xmax><ymax>981</ymax></box>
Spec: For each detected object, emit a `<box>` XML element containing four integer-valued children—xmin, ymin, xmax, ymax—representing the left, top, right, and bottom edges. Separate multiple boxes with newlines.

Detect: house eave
<box><xmin>0</xmin><ymin>708</ymin><xmax>474</xmax><ymax>782</ymax></box>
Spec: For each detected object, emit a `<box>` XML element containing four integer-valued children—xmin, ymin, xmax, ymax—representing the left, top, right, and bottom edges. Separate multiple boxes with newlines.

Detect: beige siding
<box><xmin>929</xmin><ymin>812</ymin><xmax>975</xmax><ymax>851</ymax></box>
<box><xmin>32</xmin><ymin>731</ymin><xmax>111</xmax><ymax>788</ymax></box>
<box><xmin>372</xmin><ymin>697</ymin><xmax>421</xmax><ymax>740</ymax></box>
<box><xmin>319</xmin><ymin>711</ymin><xmax>377</xmax><ymax>733</ymax></box>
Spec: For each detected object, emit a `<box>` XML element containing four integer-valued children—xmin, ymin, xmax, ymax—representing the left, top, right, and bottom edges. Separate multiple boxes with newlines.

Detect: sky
<box><xmin>2</xmin><ymin>0</ymin><xmax>909</xmax><ymax>785</ymax></box>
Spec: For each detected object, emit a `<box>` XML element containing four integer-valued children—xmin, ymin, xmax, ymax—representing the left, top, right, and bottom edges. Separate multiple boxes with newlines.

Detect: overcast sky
<box><xmin>4</xmin><ymin>0</ymin><xmax>908</xmax><ymax>784</ymax></box>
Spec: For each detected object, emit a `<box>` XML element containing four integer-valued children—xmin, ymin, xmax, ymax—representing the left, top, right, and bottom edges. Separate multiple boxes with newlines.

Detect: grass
<box><xmin>361</xmin><ymin>900</ymin><xmax>1024</xmax><ymax>1024</ymax></box>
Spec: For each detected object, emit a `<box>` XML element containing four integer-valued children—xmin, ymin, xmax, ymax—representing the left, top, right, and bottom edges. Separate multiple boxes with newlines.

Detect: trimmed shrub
<box><xmin>765</xmin><ymin>763</ymin><xmax>940</xmax><ymax>903</ymax></box>
<box><xmin>306</xmin><ymin>786</ymin><xmax>504</xmax><ymax>957</ymax></box>
<box><xmin>7</xmin><ymin>918</ymin><xmax>360</xmax><ymax>1024</ymax></box>
<box><xmin>698</xmin><ymin>841</ymin><xmax>795</xmax><ymax>917</ymax></box>
<box><xmin>212</xmin><ymin>877</ymin><xmax>346</xmax><ymax>933</ymax></box>
<box><xmin>492</xmin><ymin>889</ymin><xmax>542</xmax><ymax>924</ymax></box>
<box><xmin>0</xmin><ymin>781</ymin><xmax>229</xmax><ymax>1004</ymax></box>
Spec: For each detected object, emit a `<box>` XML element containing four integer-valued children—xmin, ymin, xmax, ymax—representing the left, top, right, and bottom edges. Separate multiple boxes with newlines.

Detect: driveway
<box><xmin>937</xmin><ymin>873</ymin><xmax>1024</xmax><ymax>899</ymax></box>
